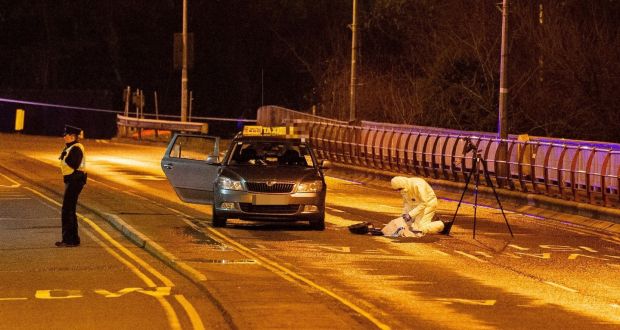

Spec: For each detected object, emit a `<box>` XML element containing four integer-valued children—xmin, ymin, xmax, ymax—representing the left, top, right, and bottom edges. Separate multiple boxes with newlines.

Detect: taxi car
<box><xmin>161</xmin><ymin>126</ymin><xmax>330</xmax><ymax>230</ymax></box>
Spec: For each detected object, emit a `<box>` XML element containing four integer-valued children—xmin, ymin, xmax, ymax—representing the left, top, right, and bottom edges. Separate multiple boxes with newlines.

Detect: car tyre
<box><xmin>309</xmin><ymin>215</ymin><xmax>325</xmax><ymax>231</ymax></box>
<box><xmin>212</xmin><ymin>205</ymin><xmax>227</xmax><ymax>227</ymax></box>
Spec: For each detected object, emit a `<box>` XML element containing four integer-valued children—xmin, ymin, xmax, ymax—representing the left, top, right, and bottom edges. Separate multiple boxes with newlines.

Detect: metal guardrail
<box><xmin>116</xmin><ymin>114</ymin><xmax>208</xmax><ymax>134</ymax></box>
<box><xmin>257</xmin><ymin>106</ymin><xmax>620</xmax><ymax>208</ymax></box>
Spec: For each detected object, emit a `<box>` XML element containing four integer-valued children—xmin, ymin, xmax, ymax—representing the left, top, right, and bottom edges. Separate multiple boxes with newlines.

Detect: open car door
<box><xmin>161</xmin><ymin>133</ymin><xmax>220</xmax><ymax>204</ymax></box>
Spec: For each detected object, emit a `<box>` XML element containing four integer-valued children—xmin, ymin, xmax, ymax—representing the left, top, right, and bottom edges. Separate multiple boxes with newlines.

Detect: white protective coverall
<box><xmin>381</xmin><ymin>176</ymin><xmax>445</xmax><ymax>237</ymax></box>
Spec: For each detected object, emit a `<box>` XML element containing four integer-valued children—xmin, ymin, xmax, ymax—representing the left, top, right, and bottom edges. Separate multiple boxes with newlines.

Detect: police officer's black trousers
<box><xmin>61</xmin><ymin>180</ymin><xmax>84</xmax><ymax>245</ymax></box>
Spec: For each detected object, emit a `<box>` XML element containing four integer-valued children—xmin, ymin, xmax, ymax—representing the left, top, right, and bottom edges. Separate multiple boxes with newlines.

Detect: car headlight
<box><xmin>217</xmin><ymin>177</ymin><xmax>243</xmax><ymax>191</ymax></box>
<box><xmin>296</xmin><ymin>180</ymin><xmax>323</xmax><ymax>193</ymax></box>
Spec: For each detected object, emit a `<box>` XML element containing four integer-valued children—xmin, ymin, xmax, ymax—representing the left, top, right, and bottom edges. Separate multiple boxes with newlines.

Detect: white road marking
<box><xmin>543</xmin><ymin>281</ymin><xmax>578</xmax><ymax>293</ymax></box>
<box><xmin>326</xmin><ymin>176</ymin><xmax>362</xmax><ymax>184</ymax></box>
<box><xmin>454</xmin><ymin>250</ymin><xmax>488</xmax><ymax>263</ymax></box>
<box><xmin>508</xmin><ymin>244</ymin><xmax>530</xmax><ymax>251</ymax></box>
<box><xmin>435</xmin><ymin>298</ymin><xmax>496</xmax><ymax>306</ymax></box>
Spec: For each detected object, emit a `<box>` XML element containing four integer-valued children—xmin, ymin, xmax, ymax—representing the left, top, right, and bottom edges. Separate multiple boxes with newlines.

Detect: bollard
<box><xmin>15</xmin><ymin>109</ymin><xmax>25</xmax><ymax>132</ymax></box>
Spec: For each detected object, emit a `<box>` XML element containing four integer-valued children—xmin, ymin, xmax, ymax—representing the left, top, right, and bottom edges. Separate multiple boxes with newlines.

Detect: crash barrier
<box><xmin>116</xmin><ymin>114</ymin><xmax>208</xmax><ymax>138</ymax></box>
<box><xmin>257</xmin><ymin>106</ymin><xmax>620</xmax><ymax>208</ymax></box>
<box><xmin>116</xmin><ymin>114</ymin><xmax>259</xmax><ymax>140</ymax></box>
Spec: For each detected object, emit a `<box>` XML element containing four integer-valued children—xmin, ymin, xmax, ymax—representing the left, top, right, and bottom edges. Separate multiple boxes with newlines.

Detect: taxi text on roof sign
<box><xmin>243</xmin><ymin>126</ymin><xmax>293</xmax><ymax>137</ymax></box>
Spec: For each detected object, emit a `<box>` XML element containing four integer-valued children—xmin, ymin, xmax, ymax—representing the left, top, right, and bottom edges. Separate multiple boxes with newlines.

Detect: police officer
<box><xmin>56</xmin><ymin>125</ymin><xmax>87</xmax><ymax>247</ymax></box>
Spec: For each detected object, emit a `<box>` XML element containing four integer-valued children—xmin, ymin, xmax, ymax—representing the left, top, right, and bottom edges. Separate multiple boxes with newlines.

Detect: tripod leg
<box><xmin>473</xmin><ymin>158</ymin><xmax>480</xmax><ymax>239</ymax></box>
<box><xmin>451</xmin><ymin>159</ymin><xmax>476</xmax><ymax>226</ymax></box>
<box><xmin>481</xmin><ymin>159</ymin><xmax>514</xmax><ymax>237</ymax></box>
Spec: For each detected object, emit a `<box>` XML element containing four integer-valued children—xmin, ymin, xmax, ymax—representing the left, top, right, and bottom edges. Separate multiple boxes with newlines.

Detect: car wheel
<box><xmin>309</xmin><ymin>216</ymin><xmax>325</xmax><ymax>231</ymax></box>
<box><xmin>212</xmin><ymin>205</ymin><xmax>227</xmax><ymax>227</ymax></box>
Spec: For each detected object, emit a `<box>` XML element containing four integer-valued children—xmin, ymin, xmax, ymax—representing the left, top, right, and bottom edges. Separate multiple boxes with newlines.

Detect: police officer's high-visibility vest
<box><xmin>60</xmin><ymin>143</ymin><xmax>86</xmax><ymax>176</ymax></box>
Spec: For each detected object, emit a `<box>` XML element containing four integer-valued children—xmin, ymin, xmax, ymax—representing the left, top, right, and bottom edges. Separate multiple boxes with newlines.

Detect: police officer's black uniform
<box><xmin>56</xmin><ymin>125</ymin><xmax>87</xmax><ymax>247</ymax></box>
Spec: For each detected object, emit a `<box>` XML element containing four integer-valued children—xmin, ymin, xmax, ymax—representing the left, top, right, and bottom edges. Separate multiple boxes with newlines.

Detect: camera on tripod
<box><xmin>451</xmin><ymin>136</ymin><xmax>514</xmax><ymax>238</ymax></box>
<box><xmin>462</xmin><ymin>137</ymin><xmax>479</xmax><ymax>155</ymax></box>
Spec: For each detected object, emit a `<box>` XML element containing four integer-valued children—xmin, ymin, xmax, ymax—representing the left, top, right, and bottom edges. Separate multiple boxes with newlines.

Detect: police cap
<box><xmin>63</xmin><ymin>125</ymin><xmax>82</xmax><ymax>136</ymax></box>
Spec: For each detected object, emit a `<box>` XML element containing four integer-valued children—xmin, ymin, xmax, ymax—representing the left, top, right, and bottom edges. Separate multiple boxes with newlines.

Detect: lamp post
<box><xmin>497</xmin><ymin>0</ymin><xmax>510</xmax><ymax>186</ymax></box>
<box><xmin>498</xmin><ymin>0</ymin><xmax>509</xmax><ymax>139</ymax></box>
<box><xmin>349</xmin><ymin>0</ymin><xmax>358</xmax><ymax>122</ymax></box>
<box><xmin>180</xmin><ymin>0</ymin><xmax>188</xmax><ymax>122</ymax></box>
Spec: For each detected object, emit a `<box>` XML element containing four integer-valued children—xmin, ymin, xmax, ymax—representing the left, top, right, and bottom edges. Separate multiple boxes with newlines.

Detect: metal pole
<box><xmin>135</xmin><ymin>89</ymin><xmax>140</xmax><ymax>119</ymax></box>
<box><xmin>189</xmin><ymin>90</ymin><xmax>193</xmax><ymax>122</ymax></box>
<box><xmin>180</xmin><ymin>0</ymin><xmax>188</xmax><ymax>122</ymax></box>
<box><xmin>123</xmin><ymin>86</ymin><xmax>130</xmax><ymax>117</ymax></box>
<box><xmin>349</xmin><ymin>0</ymin><xmax>358</xmax><ymax>122</ymax></box>
<box><xmin>154</xmin><ymin>91</ymin><xmax>159</xmax><ymax>138</ymax></box>
<box><xmin>498</xmin><ymin>0</ymin><xmax>509</xmax><ymax>139</ymax></box>
<box><xmin>154</xmin><ymin>91</ymin><xmax>159</xmax><ymax>120</ymax></box>
<box><xmin>497</xmin><ymin>0</ymin><xmax>510</xmax><ymax>187</ymax></box>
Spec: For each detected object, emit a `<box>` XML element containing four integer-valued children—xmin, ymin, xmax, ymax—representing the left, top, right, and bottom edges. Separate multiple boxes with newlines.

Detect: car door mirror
<box><xmin>206</xmin><ymin>154</ymin><xmax>220</xmax><ymax>165</ymax></box>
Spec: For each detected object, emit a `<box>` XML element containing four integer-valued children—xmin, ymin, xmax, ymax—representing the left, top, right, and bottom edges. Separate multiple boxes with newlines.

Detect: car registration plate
<box><xmin>253</xmin><ymin>194</ymin><xmax>289</xmax><ymax>205</ymax></box>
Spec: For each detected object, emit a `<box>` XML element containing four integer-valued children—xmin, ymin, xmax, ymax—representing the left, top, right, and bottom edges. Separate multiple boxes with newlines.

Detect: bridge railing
<box><xmin>257</xmin><ymin>106</ymin><xmax>620</xmax><ymax>208</ymax></box>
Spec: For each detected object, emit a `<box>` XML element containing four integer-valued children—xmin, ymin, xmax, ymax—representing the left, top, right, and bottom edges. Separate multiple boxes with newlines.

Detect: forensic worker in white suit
<box><xmin>381</xmin><ymin>176</ymin><xmax>445</xmax><ymax>237</ymax></box>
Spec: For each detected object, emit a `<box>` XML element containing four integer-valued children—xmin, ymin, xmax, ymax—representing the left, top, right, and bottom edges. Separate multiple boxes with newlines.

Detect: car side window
<box><xmin>169</xmin><ymin>136</ymin><xmax>216</xmax><ymax>161</ymax></box>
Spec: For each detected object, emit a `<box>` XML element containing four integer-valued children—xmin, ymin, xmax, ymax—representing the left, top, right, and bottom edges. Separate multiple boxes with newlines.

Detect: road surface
<box><xmin>1</xmin><ymin>133</ymin><xmax>619</xmax><ymax>329</ymax></box>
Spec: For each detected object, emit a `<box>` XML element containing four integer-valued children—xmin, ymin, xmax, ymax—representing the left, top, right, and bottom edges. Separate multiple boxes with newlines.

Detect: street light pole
<box><xmin>180</xmin><ymin>0</ymin><xmax>188</xmax><ymax>122</ymax></box>
<box><xmin>349</xmin><ymin>0</ymin><xmax>358</xmax><ymax>122</ymax></box>
<box><xmin>497</xmin><ymin>0</ymin><xmax>510</xmax><ymax>186</ymax></box>
<box><xmin>498</xmin><ymin>0</ymin><xmax>509</xmax><ymax>139</ymax></box>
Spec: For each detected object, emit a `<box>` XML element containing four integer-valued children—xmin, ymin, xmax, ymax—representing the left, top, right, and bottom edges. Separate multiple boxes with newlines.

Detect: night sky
<box><xmin>1</xmin><ymin>1</ymin><xmax>619</xmax><ymax>142</ymax></box>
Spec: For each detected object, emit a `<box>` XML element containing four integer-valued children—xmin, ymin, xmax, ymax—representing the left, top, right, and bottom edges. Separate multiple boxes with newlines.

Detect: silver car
<box><xmin>161</xmin><ymin>128</ymin><xmax>330</xmax><ymax>230</ymax></box>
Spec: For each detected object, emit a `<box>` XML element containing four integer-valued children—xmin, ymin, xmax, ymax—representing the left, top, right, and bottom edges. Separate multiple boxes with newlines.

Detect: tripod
<box><xmin>450</xmin><ymin>144</ymin><xmax>514</xmax><ymax>239</ymax></box>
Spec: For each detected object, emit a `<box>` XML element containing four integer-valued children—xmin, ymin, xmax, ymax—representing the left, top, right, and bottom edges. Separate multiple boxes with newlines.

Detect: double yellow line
<box><xmin>25</xmin><ymin>186</ymin><xmax>205</xmax><ymax>330</ymax></box>
<box><xmin>205</xmin><ymin>226</ymin><xmax>392</xmax><ymax>330</ymax></box>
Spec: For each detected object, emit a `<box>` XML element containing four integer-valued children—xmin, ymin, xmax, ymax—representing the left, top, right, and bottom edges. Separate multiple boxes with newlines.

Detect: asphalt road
<box><xmin>1</xmin><ymin>133</ymin><xmax>619</xmax><ymax>329</ymax></box>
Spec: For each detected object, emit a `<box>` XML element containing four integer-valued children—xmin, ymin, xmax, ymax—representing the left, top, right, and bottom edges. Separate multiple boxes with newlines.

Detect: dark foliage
<box><xmin>0</xmin><ymin>1</ymin><xmax>618</xmax><ymax>142</ymax></box>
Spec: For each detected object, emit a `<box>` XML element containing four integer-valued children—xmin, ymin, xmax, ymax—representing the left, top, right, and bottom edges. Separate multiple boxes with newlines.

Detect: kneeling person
<box><xmin>381</xmin><ymin>176</ymin><xmax>446</xmax><ymax>237</ymax></box>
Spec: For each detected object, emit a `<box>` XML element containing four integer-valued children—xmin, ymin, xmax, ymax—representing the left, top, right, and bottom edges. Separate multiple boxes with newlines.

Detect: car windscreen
<box><xmin>226</xmin><ymin>140</ymin><xmax>315</xmax><ymax>167</ymax></box>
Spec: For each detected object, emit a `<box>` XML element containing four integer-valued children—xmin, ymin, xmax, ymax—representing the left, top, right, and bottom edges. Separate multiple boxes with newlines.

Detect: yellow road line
<box><xmin>157</xmin><ymin>296</ymin><xmax>182</xmax><ymax>330</ymax></box>
<box><xmin>25</xmin><ymin>186</ymin><xmax>174</xmax><ymax>288</ymax></box>
<box><xmin>0</xmin><ymin>172</ymin><xmax>20</xmax><ymax>188</ymax></box>
<box><xmin>167</xmin><ymin>204</ymin><xmax>391</xmax><ymax>329</ymax></box>
<box><xmin>23</xmin><ymin>186</ymin><xmax>184</xmax><ymax>329</ymax></box>
<box><xmin>23</xmin><ymin>170</ymin><xmax>386</xmax><ymax>329</ymax></box>
<box><xmin>204</xmin><ymin>226</ymin><xmax>392</xmax><ymax>330</ymax></box>
<box><xmin>82</xmin><ymin>228</ymin><xmax>157</xmax><ymax>287</ymax></box>
<box><xmin>175</xmin><ymin>294</ymin><xmax>206</xmax><ymax>330</ymax></box>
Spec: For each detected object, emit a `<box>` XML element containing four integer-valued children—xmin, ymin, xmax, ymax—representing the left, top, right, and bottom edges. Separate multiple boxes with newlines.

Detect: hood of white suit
<box><xmin>390</xmin><ymin>176</ymin><xmax>409</xmax><ymax>190</ymax></box>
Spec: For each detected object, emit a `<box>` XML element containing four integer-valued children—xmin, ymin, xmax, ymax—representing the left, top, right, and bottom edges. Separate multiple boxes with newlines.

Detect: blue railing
<box><xmin>258</xmin><ymin>106</ymin><xmax>620</xmax><ymax>208</ymax></box>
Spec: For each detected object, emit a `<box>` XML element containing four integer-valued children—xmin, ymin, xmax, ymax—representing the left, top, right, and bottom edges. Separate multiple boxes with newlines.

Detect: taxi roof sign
<box><xmin>242</xmin><ymin>125</ymin><xmax>305</xmax><ymax>139</ymax></box>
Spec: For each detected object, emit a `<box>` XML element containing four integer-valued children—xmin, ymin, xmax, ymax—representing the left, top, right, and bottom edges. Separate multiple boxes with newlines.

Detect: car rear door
<box><xmin>161</xmin><ymin>133</ymin><xmax>220</xmax><ymax>204</ymax></box>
